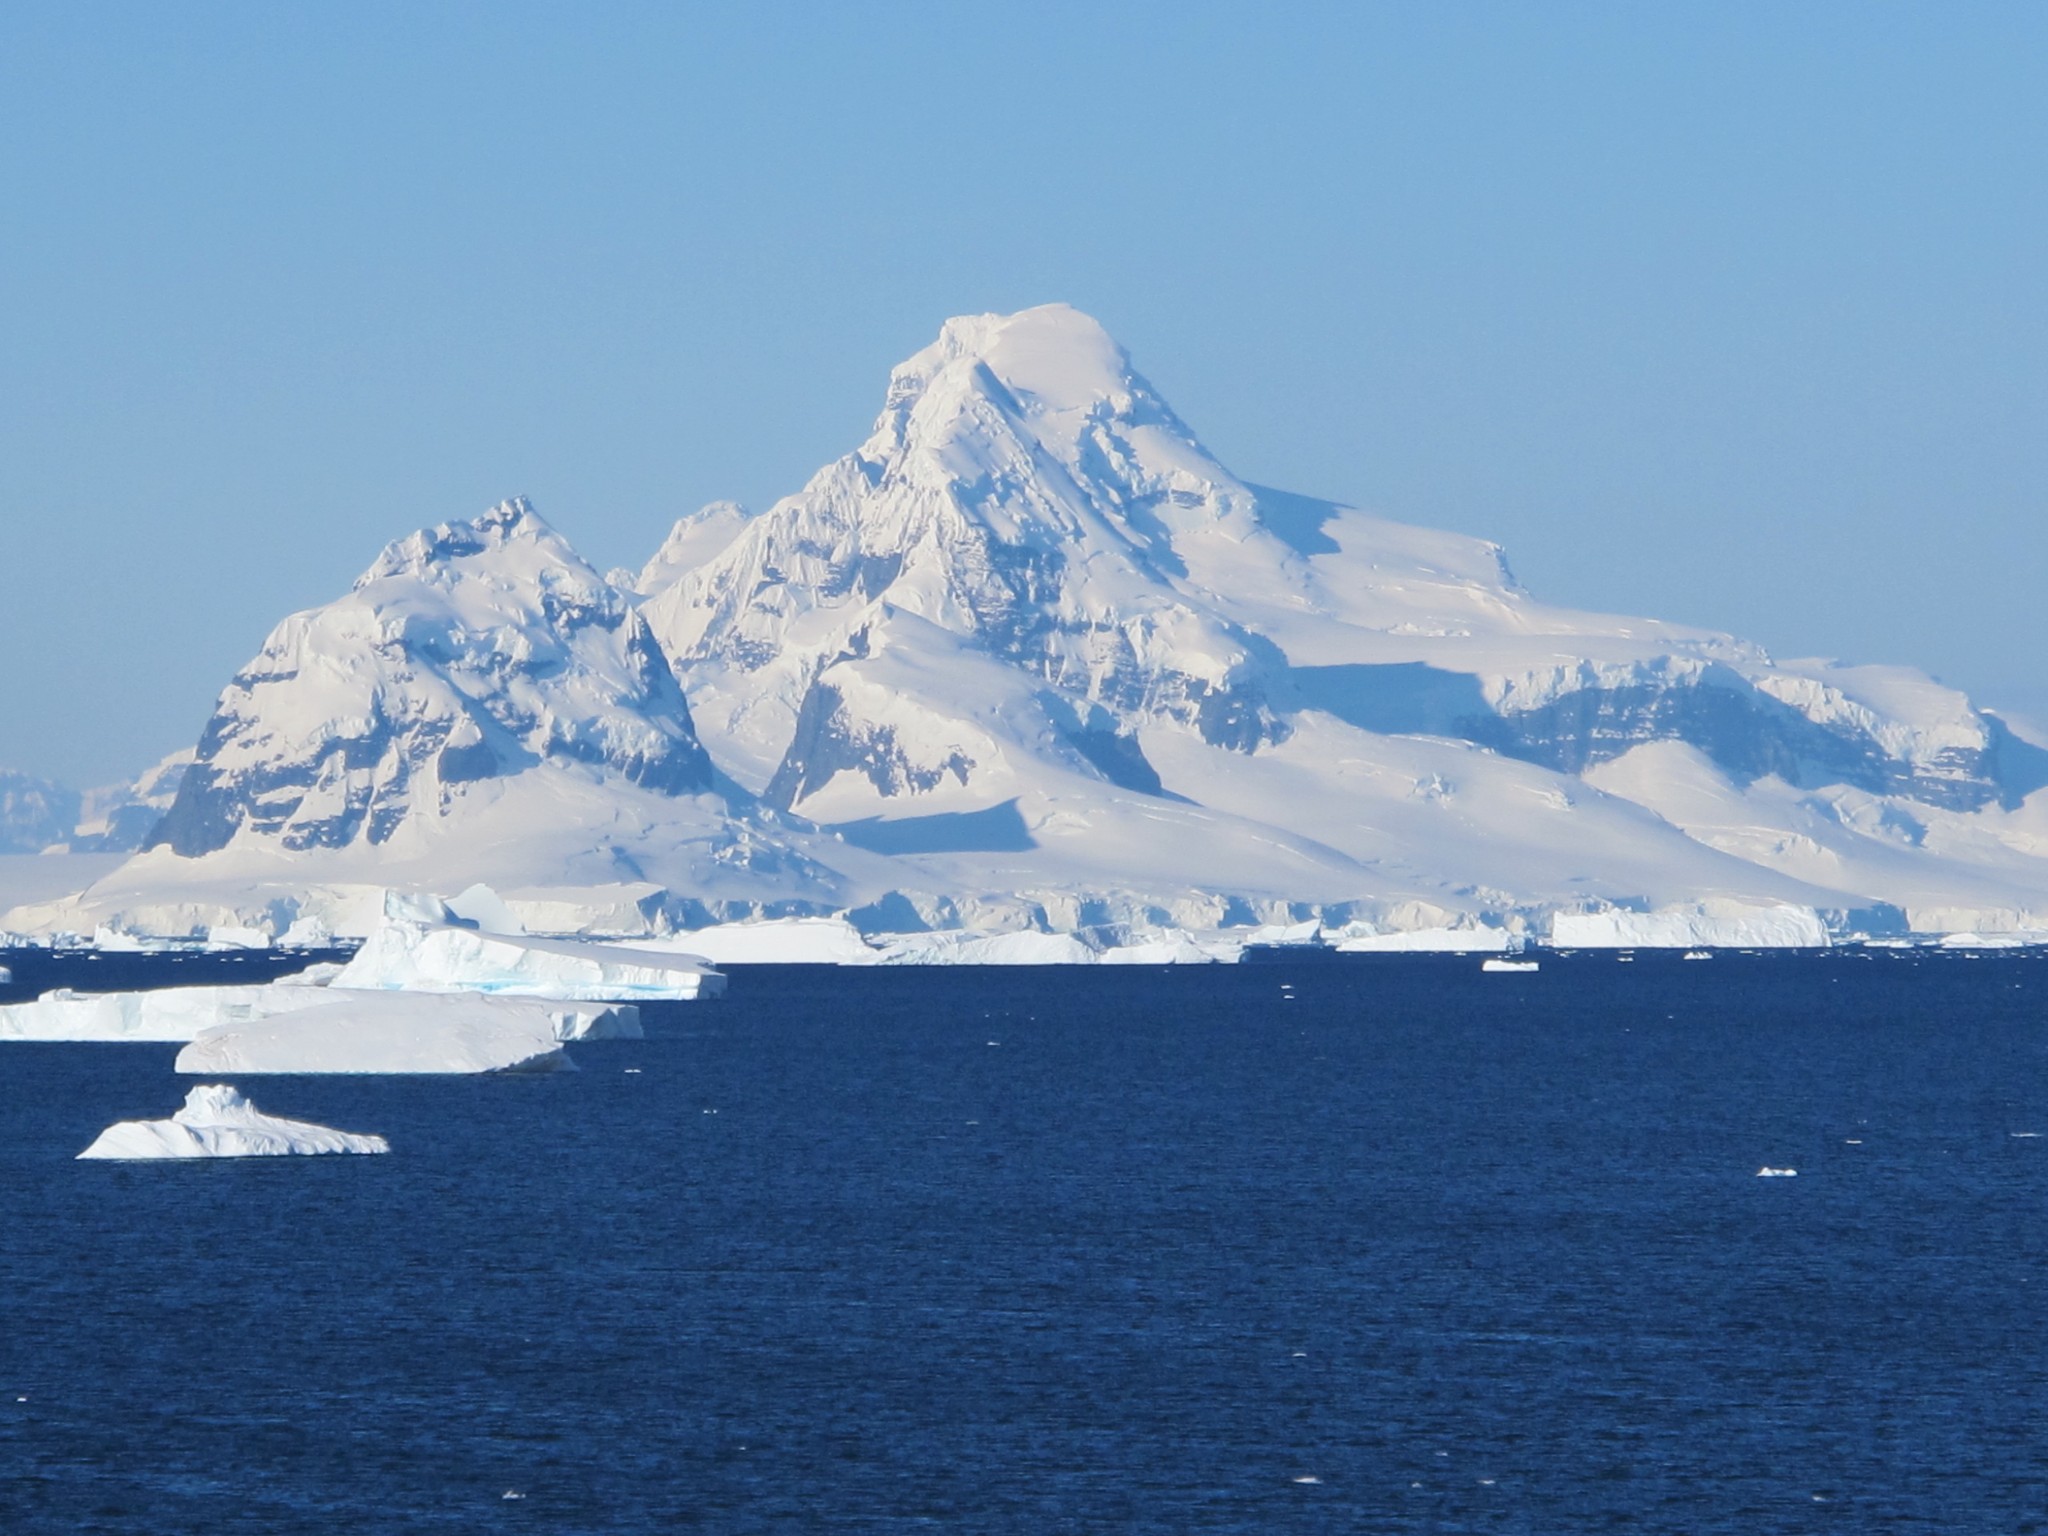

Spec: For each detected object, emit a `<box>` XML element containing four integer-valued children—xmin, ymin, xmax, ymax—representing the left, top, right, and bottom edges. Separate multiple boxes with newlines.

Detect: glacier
<box><xmin>8</xmin><ymin>304</ymin><xmax>2048</xmax><ymax>945</ymax></box>
<box><xmin>77</xmin><ymin>1084</ymin><xmax>390</xmax><ymax>1159</ymax></box>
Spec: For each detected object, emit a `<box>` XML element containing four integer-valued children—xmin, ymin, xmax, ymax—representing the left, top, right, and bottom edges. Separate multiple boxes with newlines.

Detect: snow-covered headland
<box><xmin>7</xmin><ymin>305</ymin><xmax>2048</xmax><ymax>947</ymax></box>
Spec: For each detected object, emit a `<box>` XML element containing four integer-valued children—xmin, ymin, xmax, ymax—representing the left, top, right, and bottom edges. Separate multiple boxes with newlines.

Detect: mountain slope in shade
<box><xmin>636</xmin><ymin>304</ymin><xmax>2048</xmax><ymax>929</ymax></box>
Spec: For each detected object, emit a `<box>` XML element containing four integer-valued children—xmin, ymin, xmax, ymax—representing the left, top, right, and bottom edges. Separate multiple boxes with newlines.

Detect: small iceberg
<box><xmin>1756</xmin><ymin>1167</ymin><xmax>1798</xmax><ymax>1178</ymax></box>
<box><xmin>77</xmin><ymin>1085</ymin><xmax>389</xmax><ymax>1159</ymax></box>
<box><xmin>1682</xmin><ymin>950</ymin><xmax>1712</xmax><ymax>961</ymax></box>
<box><xmin>1481</xmin><ymin>958</ymin><xmax>1539</xmax><ymax>974</ymax></box>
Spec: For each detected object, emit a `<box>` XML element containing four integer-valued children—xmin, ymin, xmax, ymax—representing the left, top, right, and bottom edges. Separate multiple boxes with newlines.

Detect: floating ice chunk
<box><xmin>205</xmin><ymin>925</ymin><xmax>271</xmax><ymax>951</ymax></box>
<box><xmin>1937</xmin><ymin>931</ymin><xmax>2043</xmax><ymax>949</ymax></box>
<box><xmin>1682</xmin><ymin>950</ymin><xmax>1712</xmax><ymax>961</ymax></box>
<box><xmin>333</xmin><ymin>923</ymin><xmax>723</xmax><ymax>1000</ymax></box>
<box><xmin>0</xmin><ymin>965</ymin><xmax>10</xmax><ymax>985</ymax></box>
<box><xmin>278</xmin><ymin>914</ymin><xmax>334</xmax><ymax>948</ymax></box>
<box><xmin>1481</xmin><ymin>958</ymin><xmax>1539</xmax><ymax>973</ymax></box>
<box><xmin>175</xmin><ymin>990</ymin><xmax>636</xmax><ymax>1075</ymax></box>
<box><xmin>1756</xmin><ymin>1167</ymin><xmax>1798</xmax><ymax>1177</ymax></box>
<box><xmin>77</xmin><ymin>1085</ymin><xmax>389</xmax><ymax>1159</ymax></box>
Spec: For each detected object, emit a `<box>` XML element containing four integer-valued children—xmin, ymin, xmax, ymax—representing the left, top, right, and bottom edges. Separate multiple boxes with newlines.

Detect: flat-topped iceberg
<box><xmin>334</xmin><ymin>923</ymin><xmax>724</xmax><ymax>1000</ymax></box>
<box><xmin>0</xmin><ymin>983</ymin><xmax>337</xmax><ymax>1042</ymax></box>
<box><xmin>78</xmin><ymin>1085</ymin><xmax>389</xmax><ymax>1159</ymax></box>
<box><xmin>176</xmin><ymin>990</ymin><xmax>637</xmax><ymax>1075</ymax></box>
<box><xmin>1549</xmin><ymin>901</ymin><xmax>1830</xmax><ymax>950</ymax></box>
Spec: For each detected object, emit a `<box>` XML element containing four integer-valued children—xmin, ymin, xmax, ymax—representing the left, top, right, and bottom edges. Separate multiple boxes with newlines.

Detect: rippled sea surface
<box><xmin>3</xmin><ymin>947</ymin><xmax>2047</xmax><ymax>1533</ymax></box>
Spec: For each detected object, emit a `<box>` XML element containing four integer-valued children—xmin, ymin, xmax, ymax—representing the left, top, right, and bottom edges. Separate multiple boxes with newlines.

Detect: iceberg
<box><xmin>205</xmin><ymin>925</ymin><xmax>271</xmax><ymax>951</ymax></box>
<box><xmin>332</xmin><ymin>923</ymin><xmax>724</xmax><ymax>1000</ymax></box>
<box><xmin>1097</xmin><ymin>930</ymin><xmax>1230</xmax><ymax>965</ymax></box>
<box><xmin>176</xmin><ymin>990</ymin><xmax>637</xmax><ymax>1075</ymax></box>
<box><xmin>1549</xmin><ymin>901</ymin><xmax>1830</xmax><ymax>950</ymax></box>
<box><xmin>0</xmin><ymin>983</ymin><xmax>338</xmax><ymax>1041</ymax></box>
<box><xmin>77</xmin><ymin>1084</ymin><xmax>389</xmax><ymax>1159</ymax></box>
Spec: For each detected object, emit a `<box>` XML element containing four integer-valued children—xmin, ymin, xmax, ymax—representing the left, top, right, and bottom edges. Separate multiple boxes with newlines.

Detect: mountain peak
<box><xmin>358</xmin><ymin>495</ymin><xmax>564</xmax><ymax>588</ymax></box>
<box><xmin>149</xmin><ymin>496</ymin><xmax>713</xmax><ymax>859</ymax></box>
<box><xmin>904</xmin><ymin>304</ymin><xmax>1134</xmax><ymax>415</ymax></box>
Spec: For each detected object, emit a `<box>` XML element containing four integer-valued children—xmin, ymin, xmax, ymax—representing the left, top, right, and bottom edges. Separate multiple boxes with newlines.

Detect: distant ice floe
<box><xmin>1480</xmin><ymin>958</ymin><xmax>1539</xmax><ymax>973</ymax></box>
<box><xmin>1756</xmin><ymin>1167</ymin><xmax>1799</xmax><ymax>1178</ymax></box>
<box><xmin>77</xmin><ymin>1084</ymin><xmax>389</xmax><ymax>1159</ymax></box>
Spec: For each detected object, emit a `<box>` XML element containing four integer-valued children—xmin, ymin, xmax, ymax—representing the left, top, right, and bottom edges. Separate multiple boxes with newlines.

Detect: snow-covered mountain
<box><xmin>0</xmin><ymin>752</ymin><xmax>192</xmax><ymax>855</ymax></box>
<box><xmin>10</xmin><ymin>498</ymin><xmax>865</xmax><ymax>937</ymax></box>
<box><xmin>635</xmin><ymin>304</ymin><xmax>2048</xmax><ymax>932</ymax></box>
<box><xmin>147</xmin><ymin>498</ymin><xmax>715</xmax><ymax>856</ymax></box>
<box><xmin>0</xmin><ymin>772</ymin><xmax>79</xmax><ymax>855</ymax></box>
<box><xmin>14</xmin><ymin>304</ymin><xmax>2048</xmax><ymax>941</ymax></box>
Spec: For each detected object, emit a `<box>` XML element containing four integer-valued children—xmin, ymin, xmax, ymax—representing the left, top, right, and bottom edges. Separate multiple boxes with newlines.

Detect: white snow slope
<box><xmin>16</xmin><ymin>305</ymin><xmax>2048</xmax><ymax>940</ymax></box>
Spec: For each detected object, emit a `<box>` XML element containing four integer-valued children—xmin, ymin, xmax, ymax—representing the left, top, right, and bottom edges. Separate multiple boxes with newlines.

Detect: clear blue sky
<box><xmin>3</xmin><ymin>2</ymin><xmax>2043</xmax><ymax>784</ymax></box>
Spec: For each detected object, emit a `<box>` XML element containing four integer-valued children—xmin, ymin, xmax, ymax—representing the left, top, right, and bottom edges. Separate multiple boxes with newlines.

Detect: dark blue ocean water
<box><xmin>3</xmin><ymin>948</ymin><xmax>2047</xmax><ymax>1533</ymax></box>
